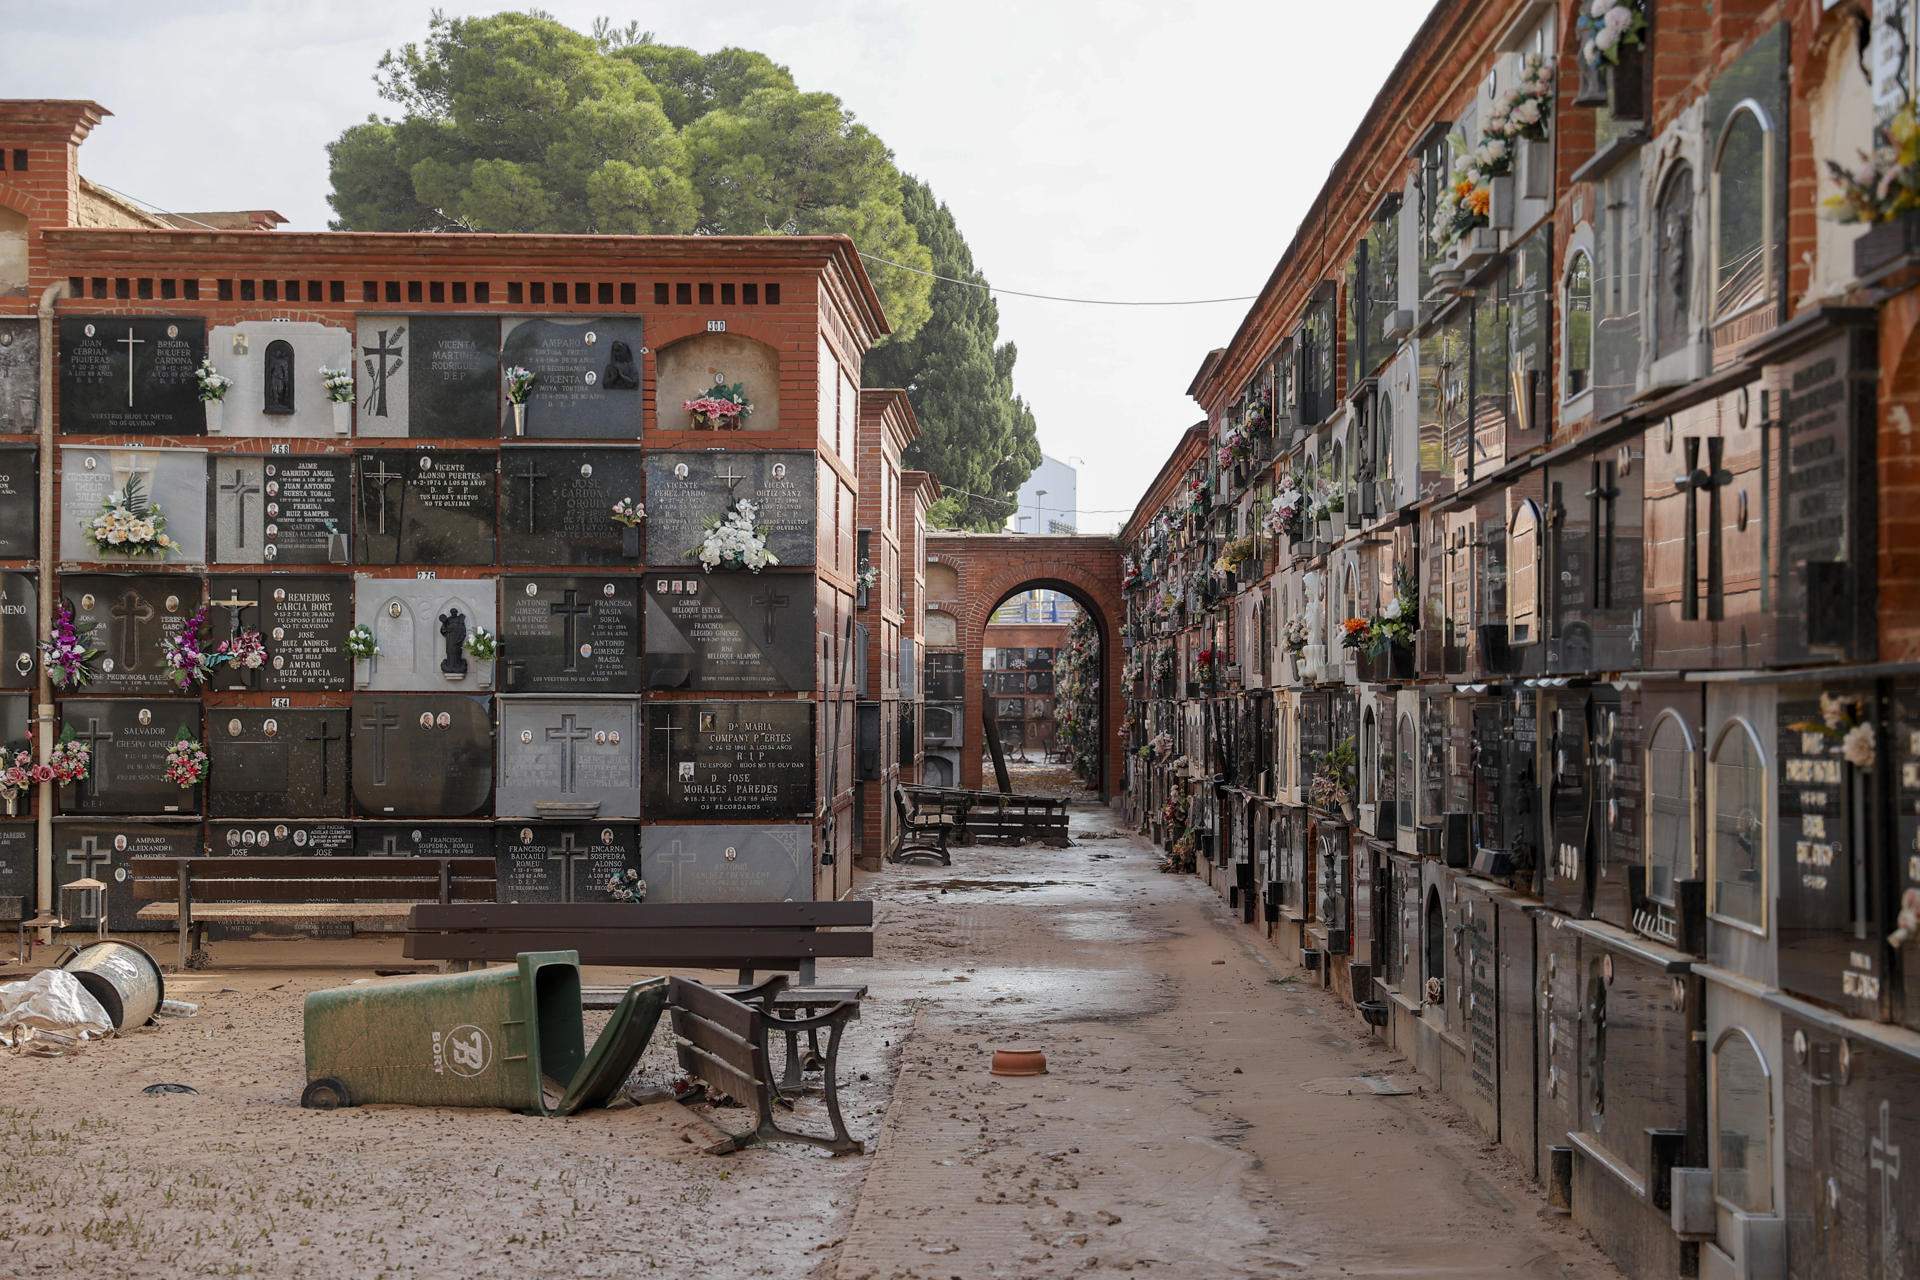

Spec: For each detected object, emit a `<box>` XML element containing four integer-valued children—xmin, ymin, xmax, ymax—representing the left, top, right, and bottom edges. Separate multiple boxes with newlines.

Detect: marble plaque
<box><xmin>640</xmin><ymin>825</ymin><xmax>812</xmax><ymax>903</ymax></box>
<box><xmin>499</xmin><ymin>576</ymin><xmax>639</xmax><ymax>693</ymax></box>
<box><xmin>497</xmin><ymin>696</ymin><xmax>641</xmax><ymax>819</ymax></box>
<box><xmin>212</xmin><ymin>455</ymin><xmax>351</xmax><ymax>565</ymax></box>
<box><xmin>208</xmin><ymin>820</ymin><xmax>355</xmax><ymax>856</ymax></box>
<box><xmin>355</xmin><ymin>316</ymin><xmax>500</xmax><ymax>439</ymax></box>
<box><xmin>354</xmin><ymin>823</ymin><xmax>497</xmax><ymax>858</ymax></box>
<box><xmin>0</xmin><ymin>571</ymin><xmax>36</xmax><ymax>690</ymax></box>
<box><xmin>1776</xmin><ymin>692</ymin><xmax>1877</xmax><ymax>1016</ymax></box>
<box><xmin>58</xmin><ymin>317</ymin><xmax>205</xmax><ymax>436</ymax></box>
<box><xmin>353</xmin><ymin>577</ymin><xmax>497</xmax><ymax>691</ymax></box>
<box><xmin>61</xmin><ymin>574</ymin><xmax>203</xmax><ymax>694</ymax></box>
<box><xmin>642</xmin><ymin>700</ymin><xmax>813</xmax><ymax>820</ymax></box>
<box><xmin>644</xmin><ymin>452</ymin><xmax>817</xmax><ymax>567</ymax></box>
<box><xmin>495</xmin><ymin>822</ymin><xmax>639</xmax><ymax>902</ymax></box>
<box><xmin>57</xmin><ymin>698</ymin><xmax>203</xmax><ymax>816</ymax></box>
<box><xmin>206</xmin><ymin>322</ymin><xmax>353</xmax><ymax>438</ymax></box>
<box><xmin>644</xmin><ymin>569</ymin><xmax>814</xmax><ymax>691</ymax></box>
<box><xmin>0</xmin><ymin>445</ymin><xmax>36</xmax><ymax>557</ymax></box>
<box><xmin>0</xmin><ymin>320</ymin><xmax>38</xmax><ymax>431</ymax></box>
<box><xmin>356</xmin><ymin>449</ymin><xmax>497</xmax><ymax>565</ymax></box>
<box><xmin>499</xmin><ymin>317</ymin><xmax>644</xmax><ymax>439</ymax></box>
<box><xmin>59</xmin><ymin>446</ymin><xmax>209</xmax><ymax>564</ymax></box>
<box><xmin>0</xmin><ymin>822</ymin><xmax>31</xmax><ymax>920</ymax></box>
<box><xmin>206</xmin><ymin>575</ymin><xmax>352</xmax><ymax>692</ymax></box>
<box><xmin>55</xmin><ymin>821</ymin><xmax>197</xmax><ymax>932</ymax></box>
<box><xmin>206</xmin><ymin>708</ymin><xmax>349</xmax><ymax>818</ymax></box>
<box><xmin>350</xmin><ymin>693</ymin><xmax>493</xmax><ymax>818</ymax></box>
<box><xmin>499</xmin><ymin>445</ymin><xmax>644</xmax><ymax>565</ymax></box>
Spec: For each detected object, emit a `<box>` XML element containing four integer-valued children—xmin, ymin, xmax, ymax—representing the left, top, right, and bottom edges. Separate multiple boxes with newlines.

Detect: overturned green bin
<box><xmin>300</xmin><ymin>950</ymin><xmax>666</xmax><ymax>1116</ymax></box>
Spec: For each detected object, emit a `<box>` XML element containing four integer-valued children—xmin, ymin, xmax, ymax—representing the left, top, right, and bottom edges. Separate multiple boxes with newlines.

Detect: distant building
<box><xmin>1007</xmin><ymin>454</ymin><xmax>1077</xmax><ymax>534</ymax></box>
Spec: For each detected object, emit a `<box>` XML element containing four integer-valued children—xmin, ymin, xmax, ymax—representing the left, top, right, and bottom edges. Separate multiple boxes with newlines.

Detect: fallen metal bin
<box><xmin>301</xmin><ymin>950</ymin><xmax>665</xmax><ymax>1115</ymax></box>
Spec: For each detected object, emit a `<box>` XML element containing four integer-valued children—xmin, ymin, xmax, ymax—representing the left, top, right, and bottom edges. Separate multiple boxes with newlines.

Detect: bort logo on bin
<box><xmin>431</xmin><ymin>1024</ymin><xmax>494</xmax><ymax>1077</ymax></box>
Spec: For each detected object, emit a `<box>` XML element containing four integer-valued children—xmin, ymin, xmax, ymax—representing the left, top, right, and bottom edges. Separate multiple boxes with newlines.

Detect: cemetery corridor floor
<box><xmin>0</xmin><ymin>800</ymin><xmax>1620</xmax><ymax>1280</ymax></box>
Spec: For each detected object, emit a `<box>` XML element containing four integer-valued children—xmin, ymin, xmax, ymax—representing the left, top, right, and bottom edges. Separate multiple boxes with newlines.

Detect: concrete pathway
<box><xmin>831</xmin><ymin>799</ymin><xmax>1621</xmax><ymax>1279</ymax></box>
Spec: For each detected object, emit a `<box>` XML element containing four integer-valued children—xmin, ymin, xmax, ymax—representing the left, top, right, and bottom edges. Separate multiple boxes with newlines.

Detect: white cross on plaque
<box><xmin>117</xmin><ymin>327</ymin><xmax>145</xmax><ymax>407</ymax></box>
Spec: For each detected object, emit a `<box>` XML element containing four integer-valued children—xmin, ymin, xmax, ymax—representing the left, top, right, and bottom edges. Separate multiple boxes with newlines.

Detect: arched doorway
<box><xmin>982</xmin><ymin>580</ymin><xmax>1105</xmax><ymax>798</ymax></box>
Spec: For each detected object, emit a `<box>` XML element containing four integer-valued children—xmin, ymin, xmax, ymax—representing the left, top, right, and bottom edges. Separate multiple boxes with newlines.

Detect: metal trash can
<box><xmin>300</xmin><ymin>950</ymin><xmax>666</xmax><ymax>1115</ymax></box>
<box><xmin>61</xmin><ymin>940</ymin><xmax>165</xmax><ymax>1030</ymax></box>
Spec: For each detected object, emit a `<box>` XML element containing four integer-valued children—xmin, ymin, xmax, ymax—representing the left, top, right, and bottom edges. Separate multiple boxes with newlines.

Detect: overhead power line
<box><xmin>857</xmin><ymin>251</ymin><xmax>1257</xmax><ymax>307</ymax></box>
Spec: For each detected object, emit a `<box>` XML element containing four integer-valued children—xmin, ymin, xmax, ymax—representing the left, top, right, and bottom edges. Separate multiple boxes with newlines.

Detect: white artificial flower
<box><xmin>1382</xmin><ymin>597</ymin><xmax>1403</xmax><ymax>620</ymax></box>
<box><xmin>1843</xmin><ymin>723</ymin><xmax>1876</xmax><ymax>770</ymax></box>
<box><xmin>1591</xmin><ymin>0</ymin><xmax>1613</xmax><ymax>16</ymax></box>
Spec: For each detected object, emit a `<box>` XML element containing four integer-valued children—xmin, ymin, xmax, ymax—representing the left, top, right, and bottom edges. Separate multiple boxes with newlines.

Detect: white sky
<box><xmin>5</xmin><ymin>0</ymin><xmax>1433</xmax><ymax>533</ymax></box>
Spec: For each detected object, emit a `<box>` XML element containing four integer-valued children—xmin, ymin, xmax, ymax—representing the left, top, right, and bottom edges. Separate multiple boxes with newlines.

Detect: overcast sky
<box><xmin>6</xmin><ymin>0</ymin><xmax>1432</xmax><ymax>533</ymax></box>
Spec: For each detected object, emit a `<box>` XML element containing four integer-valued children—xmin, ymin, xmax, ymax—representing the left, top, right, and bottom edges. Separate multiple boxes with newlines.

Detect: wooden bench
<box><xmin>899</xmin><ymin>784</ymin><xmax>1072</xmax><ymax>848</ymax></box>
<box><xmin>667</xmin><ymin>974</ymin><xmax>862</xmax><ymax>1155</ymax></box>
<box><xmin>133</xmin><ymin>856</ymin><xmax>498</xmax><ymax>970</ymax></box>
<box><xmin>891</xmin><ymin>786</ymin><xmax>956</xmax><ymax>865</ymax></box>
<box><xmin>402</xmin><ymin>900</ymin><xmax>875</xmax><ymax>983</ymax></box>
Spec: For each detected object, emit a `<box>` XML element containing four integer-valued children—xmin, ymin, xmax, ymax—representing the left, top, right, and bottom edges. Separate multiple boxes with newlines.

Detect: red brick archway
<box><xmin>925</xmin><ymin>533</ymin><xmax>1128</xmax><ymax>798</ymax></box>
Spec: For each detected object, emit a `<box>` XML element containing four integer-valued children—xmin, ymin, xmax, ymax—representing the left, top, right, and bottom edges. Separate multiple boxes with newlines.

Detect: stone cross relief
<box><xmin>116</xmin><ymin>327</ymin><xmax>144</xmax><ymax>407</ymax></box>
<box><xmin>360</xmin><ymin>326</ymin><xmax>405</xmax><ymax>419</ymax></box>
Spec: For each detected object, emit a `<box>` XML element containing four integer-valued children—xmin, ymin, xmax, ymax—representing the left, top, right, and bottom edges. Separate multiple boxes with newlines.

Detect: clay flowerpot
<box><xmin>990</xmin><ymin>1047</ymin><xmax>1048</xmax><ymax>1077</ymax></box>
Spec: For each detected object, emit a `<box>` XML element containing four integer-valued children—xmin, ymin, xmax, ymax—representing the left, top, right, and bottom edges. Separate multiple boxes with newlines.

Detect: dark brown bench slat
<box><xmin>408</xmin><ymin>900</ymin><xmax>872</xmax><ymax>931</ymax></box>
<box><xmin>406</xmin><ymin>929</ymin><xmax>873</xmax><ymax>963</ymax></box>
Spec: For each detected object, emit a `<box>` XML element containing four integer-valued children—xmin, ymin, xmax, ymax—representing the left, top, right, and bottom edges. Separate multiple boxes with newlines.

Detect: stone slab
<box><xmin>353</xmin><ymin>823</ymin><xmax>497</xmax><ymax>858</ymax></box>
<box><xmin>355</xmin><ymin>449</ymin><xmax>497</xmax><ymax>565</ymax></box>
<box><xmin>55</xmin><ymin>820</ymin><xmax>197</xmax><ymax>933</ymax></box>
<box><xmin>642</xmin><ymin>700</ymin><xmax>813</xmax><ymax>820</ymax></box>
<box><xmin>496</xmin><ymin>696</ymin><xmax>640</xmax><ymax>819</ymax></box>
<box><xmin>495</xmin><ymin>822</ymin><xmax>640</xmax><ymax>903</ymax></box>
<box><xmin>205</xmin><ymin>322</ymin><xmax>353</xmax><ymax>438</ymax></box>
<box><xmin>57</xmin><ymin>697</ymin><xmax>203</xmax><ymax>816</ymax></box>
<box><xmin>353</xmin><ymin>577</ymin><xmax>497</xmax><ymax>692</ymax></box>
<box><xmin>208</xmin><ymin>820</ymin><xmax>356</xmax><ymax>856</ymax></box>
<box><xmin>639</xmin><ymin>824</ymin><xmax>812</xmax><ymax>903</ymax></box>
<box><xmin>498</xmin><ymin>575</ymin><xmax>640</xmax><ymax>694</ymax></box>
<box><xmin>499</xmin><ymin>444</ymin><xmax>645</xmax><ymax>565</ymax></box>
<box><xmin>499</xmin><ymin>316</ymin><xmax>644</xmax><ymax>439</ymax></box>
<box><xmin>355</xmin><ymin>315</ymin><xmax>500</xmax><ymax>439</ymax></box>
<box><xmin>644</xmin><ymin>451</ymin><xmax>817</xmax><ymax>567</ymax></box>
<box><xmin>206</xmin><ymin>575</ymin><xmax>353</xmax><ymax>692</ymax></box>
<box><xmin>206</xmin><ymin>708</ymin><xmax>349</xmax><ymax>819</ymax></box>
<box><xmin>349</xmin><ymin>693</ymin><xmax>493</xmax><ymax>818</ymax></box>
<box><xmin>643</xmin><ymin>569</ymin><xmax>814</xmax><ymax>691</ymax></box>
<box><xmin>0</xmin><ymin>822</ymin><xmax>31</xmax><ymax>920</ymax></box>
<box><xmin>0</xmin><ymin>444</ymin><xmax>36</xmax><ymax>557</ymax></box>
<box><xmin>61</xmin><ymin>573</ymin><xmax>203</xmax><ymax>694</ymax></box>
<box><xmin>212</xmin><ymin>455</ymin><xmax>352</xmax><ymax>565</ymax></box>
<box><xmin>59</xmin><ymin>446</ymin><xmax>209</xmax><ymax>565</ymax></box>
<box><xmin>0</xmin><ymin>320</ymin><xmax>38</xmax><ymax>432</ymax></box>
<box><xmin>0</xmin><ymin>571</ymin><xmax>36</xmax><ymax>690</ymax></box>
<box><xmin>58</xmin><ymin>317</ymin><xmax>205</xmax><ymax>436</ymax></box>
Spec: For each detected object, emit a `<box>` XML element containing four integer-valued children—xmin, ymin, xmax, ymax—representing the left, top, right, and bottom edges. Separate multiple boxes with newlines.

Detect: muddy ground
<box><xmin>0</xmin><ymin>787</ymin><xmax>1618</xmax><ymax>1279</ymax></box>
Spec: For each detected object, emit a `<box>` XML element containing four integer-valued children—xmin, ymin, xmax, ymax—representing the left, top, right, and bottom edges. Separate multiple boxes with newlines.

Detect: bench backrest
<box><xmin>131</xmin><ymin>857</ymin><xmax>498</xmax><ymax>904</ymax></box>
<box><xmin>402</xmin><ymin>900</ymin><xmax>875</xmax><ymax>967</ymax></box>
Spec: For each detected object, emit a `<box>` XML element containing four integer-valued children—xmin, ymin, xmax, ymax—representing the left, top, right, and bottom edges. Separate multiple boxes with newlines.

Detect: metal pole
<box><xmin>35</xmin><ymin>279</ymin><xmax>68</xmax><ymax>932</ymax></box>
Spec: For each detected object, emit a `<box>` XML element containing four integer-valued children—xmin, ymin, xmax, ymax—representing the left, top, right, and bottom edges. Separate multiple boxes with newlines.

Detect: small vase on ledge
<box><xmin>511</xmin><ymin>402</ymin><xmax>527</xmax><ymax>437</ymax></box>
<box><xmin>331</xmin><ymin>400</ymin><xmax>352</xmax><ymax>435</ymax></box>
<box><xmin>204</xmin><ymin>398</ymin><xmax>225</xmax><ymax>433</ymax></box>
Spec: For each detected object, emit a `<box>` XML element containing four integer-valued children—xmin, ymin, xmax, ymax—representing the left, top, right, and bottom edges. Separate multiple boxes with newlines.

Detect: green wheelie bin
<box><xmin>300</xmin><ymin>950</ymin><xmax>667</xmax><ymax>1115</ymax></box>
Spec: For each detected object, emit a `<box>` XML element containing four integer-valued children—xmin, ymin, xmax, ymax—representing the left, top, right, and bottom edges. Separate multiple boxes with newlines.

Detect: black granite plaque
<box><xmin>208</xmin><ymin>820</ymin><xmax>356</xmax><ymax>856</ymax></box>
<box><xmin>499</xmin><ymin>576</ymin><xmax>638</xmax><ymax>693</ymax></box>
<box><xmin>499</xmin><ymin>317</ymin><xmax>644</xmax><ymax>439</ymax></box>
<box><xmin>55</xmin><ymin>821</ymin><xmax>197</xmax><ymax>932</ymax></box>
<box><xmin>354</xmin><ymin>823</ymin><xmax>497</xmax><ymax>859</ymax></box>
<box><xmin>1544</xmin><ymin>691</ymin><xmax>1592</xmax><ymax>917</ymax></box>
<box><xmin>1898</xmin><ymin>685</ymin><xmax>1920</xmax><ymax>1032</ymax></box>
<box><xmin>206</xmin><ymin>708</ymin><xmax>349</xmax><ymax>819</ymax></box>
<box><xmin>350</xmin><ymin>693</ymin><xmax>493</xmax><ymax>818</ymax></box>
<box><xmin>0</xmin><ymin>822</ymin><xmax>31</xmax><ymax>919</ymax></box>
<box><xmin>495</xmin><ymin>822</ymin><xmax>639</xmax><ymax>902</ymax></box>
<box><xmin>644</xmin><ymin>570</ymin><xmax>814</xmax><ymax>691</ymax></box>
<box><xmin>499</xmin><ymin>445</ymin><xmax>644</xmax><ymax>565</ymax></box>
<box><xmin>0</xmin><ymin>446</ymin><xmax>35</xmax><ymax>558</ymax></box>
<box><xmin>358</xmin><ymin>315</ymin><xmax>501</xmax><ymax>438</ymax></box>
<box><xmin>1777</xmin><ymin>693</ymin><xmax>1880</xmax><ymax>1017</ymax></box>
<box><xmin>356</xmin><ymin>449</ymin><xmax>497</xmax><ymax>565</ymax></box>
<box><xmin>206</xmin><ymin>575</ymin><xmax>353</xmax><ymax>692</ymax></box>
<box><xmin>1299</xmin><ymin>690</ymin><xmax>1331</xmax><ymax>797</ymax></box>
<box><xmin>262</xmin><ymin>456</ymin><xmax>351</xmax><ymax>564</ymax></box>
<box><xmin>58</xmin><ymin>698</ymin><xmax>202</xmax><ymax>816</ymax></box>
<box><xmin>58</xmin><ymin>317</ymin><xmax>206</xmax><ymax>435</ymax></box>
<box><xmin>62</xmin><ymin>575</ymin><xmax>204</xmax><ymax>694</ymax></box>
<box><xmin>0</xmin><ymin>571</ymin><xmax>36</xmax><ymax>691</ymax></box>
<box><xmin>644</xmin><ymin>452</ymin><xmax>817</xmax><ymax>567</ymax></box>
<box><xmin>643</xmin><ymin>701</ymin><xmax>814</xmax><ymax>820</ymax></box>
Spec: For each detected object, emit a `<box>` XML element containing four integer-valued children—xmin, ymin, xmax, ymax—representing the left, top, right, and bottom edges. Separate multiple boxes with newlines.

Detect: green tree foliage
<box><xmin>863</xmin><ymin>177</ymin><xmax>1042</xmax><ymax>530</ymax></box>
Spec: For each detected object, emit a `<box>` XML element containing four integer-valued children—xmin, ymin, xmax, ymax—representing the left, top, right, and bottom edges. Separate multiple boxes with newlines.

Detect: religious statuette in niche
<box><xmin>263</xmin><ymin>339</ymin><xmax>295</xmax><ymax>416</ymax></box>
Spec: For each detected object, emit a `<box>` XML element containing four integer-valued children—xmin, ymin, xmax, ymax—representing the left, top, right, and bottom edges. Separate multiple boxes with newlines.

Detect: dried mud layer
<box><xmin>0</xmin><ymin>793</ymin><xmax>1621</xmax><ymax>1280</ymax></box>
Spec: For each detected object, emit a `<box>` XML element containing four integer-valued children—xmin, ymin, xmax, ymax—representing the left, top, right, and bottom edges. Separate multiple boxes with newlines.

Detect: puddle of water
<box><xmin>1053</xmin><ymin>909</ymin><xmax>1155</xmax><ymax>943</ymax></box>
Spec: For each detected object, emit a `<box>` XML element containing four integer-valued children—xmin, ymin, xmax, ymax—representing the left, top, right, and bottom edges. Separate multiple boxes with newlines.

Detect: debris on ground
<box><xmin>0</xmin><ymin>968</ymin><xmax>114</xmax><ymax>1054</ymax></box>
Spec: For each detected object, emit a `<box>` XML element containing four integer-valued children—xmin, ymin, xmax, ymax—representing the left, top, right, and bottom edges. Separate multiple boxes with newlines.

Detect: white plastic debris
<box><xmin>156</xmin><ymin>999</ymin><xmax>199</xmax><ymax>1018</ymax></box>
<box><xmin>0</xmin><ymin>968</ymin><xmax>115</xmax><ymax>1054</ymax></box>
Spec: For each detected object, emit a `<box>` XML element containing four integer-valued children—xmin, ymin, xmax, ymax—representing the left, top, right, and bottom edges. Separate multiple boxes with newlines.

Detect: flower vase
<box><xmin>1609</xmin><ymin>44</ymin><xmax>1647</xmax><ymax>124</ymax></box>
<box><xmin>2</xmin><ymin>791</ymin><xmax>16</xmax><ymax>818</ymax></box>
<box><xmin>511</xmin><ymin>402</ymin><xmax>527</xmax><ymax>437</ymax></box>
<box><xmin>332</xmin><ymin>400</ymin><xmax>352</xmax><ymax>435</ymax></box>
<box><xmin>1487</xmin><ymin>176</ymin><xmax>1514</xmax><ymax>231</ymax></box>
<box><xmin>204</xmin><ymin>398</ymin><xmax>225</xmax><ymax>433</ymax></box>
<box><xmin>1517</xmin><ymin>135</ymin><xmax>1552</xmax><ymax>201</ymax></box>
<box><xmin>621</xmin><ymin>525</ymin><xmax>641</xmax><ymax>558</ymax></box>
<box><xmin>1340</xmin><ymin>798</ymin><xmax>1357</xmax><ymax>822</ymax></box>
<box><xmin>691</xmin><ymin>411</ymin><xmax>716</xmax><ymax>431</ymax></box>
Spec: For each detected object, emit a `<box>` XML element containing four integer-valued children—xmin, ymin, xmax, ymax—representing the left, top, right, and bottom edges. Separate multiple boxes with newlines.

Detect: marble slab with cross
<box><xmin>643</xmin><ymin>451</ymin><xmax>818</xmax><ymax>568</ymax></box>
<box><xmin>355</xmin><ymin>449</ymin><xmax>497</xmax><ymax>565</ymax></box>
<box><xmin>496</xmin><ymin>697</ymin><xmax>640</xmax><ymax>819</ymax></box>
<box><xmin>639</xmin><ymin>825</ymin><xmax>812</xmax><ymax>903</ymax></box>
<box><xmin>352</xmin><ymin>576</ymin><xmax>496</xmax><ymax>691</ymax></box>
<box><xmin>498</xmin><ymin>317</ymin><xmax>644</xmax><ymax>439</ymax></box>
<box><xmin>56</xmin><ymin>698</ymin><xmax>203</xmax><ymax>816</ymax></box>
<box><xmin>55</xmin><ymin>821</ymin><xmax>197</xmax><ymax>932</ymax></box>
<box><xmin>349</xmin><ymin>693</ymin><xmax>493</xmax><ymax>818</ymax></box>
<box><xmin>0</xmin><ymin>444</ymin><xmax>37</xmax><ymax>558</ymax></box>
<box><xmin>354</xmin><ymin>315</ymin><xmax>501</xmax><ymax>439</ymax></box>
<box><xmin>642</xmin><ymin>701</ymin><xmax>814</xmax><ymax>821</ymax></box>
<box><xmin>212</xmin><ymin>455</ymin><xmax>352</xmax><ymax>565</ymax></box>
<box><xmin>494</xmin><ymin>822</ymin><xmax>639</xmax><ymax>902</ymax></box>
<box><xmin>498</xmin><ymin>575</ymin><xmax>639</xmax><ymax>693</ymax></box>
<box><xmin>206</xmin><ymin>575</ymin><xmax>352</xmax><ymax>692</ymax></box>
<box><xmin>206</xmin><ymin>708</ymin><xmax>349</xmax><ymax>819</ymax></box>
<box><xmin>57</xmin><ymin>317</ymin><xmax>206</xmax><ymax>436</ymax></box>
<box><xmin>59</xmin><ymin>446</ymin><xmax>210</xmax><ymax>565</ymax></box>
<box><xmin>499</xmin><ymin>444</ymin><xmax>645</xmax><ymax>565</ymax></box>
<box><xmin>60</xmin><ymin>574</ymin><xmax>203</xmax><ymax>694</ymax></box>
<box><xmin>643</xmin><ymin>568</ymin><xmax>815</xmax><ymax>691</ymax></box>
<box><xmin>205</xmin><ymin>322</ymin><xmax>353</xmax><ymax>438</ymax></box>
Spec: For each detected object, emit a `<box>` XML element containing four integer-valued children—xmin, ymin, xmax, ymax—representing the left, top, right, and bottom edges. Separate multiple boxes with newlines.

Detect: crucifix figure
<box><xmin>111</xmin><ymin>590</ymin><xmax>156</xmax><ymax>672</ymax></box>
<box><xmin>549</xmin><ymin>589</ymin><xmax>590</xmax><ymax>673</ymax></box>
<box><xmin>360</xmin><ymin>325</ymin><xmax>405</xmax><ymax>419</ymax></box>
<box><xmin>360</xmin><ymin>702</ymin><xmax>401</xmax><ymax>786</ymax></box>
<box><xmin>1585</xmin><ymin>461</ymin><xmax>1622</xmax><ymax>610</ymax></box>
<box><xmin>752</xmin><ymin>586</ymin><xmax>789</xmax><ymax>648</ymax></box>
<box><xmin>117</xmin><ymin>326</ymin><xmax>145</xmax><ymax>408</ymax></box>
<box><xmin>544</xmin><ymin>713</ymin><xmax>594</xmax><ymax>794</ymax></box>
<box><xmin>1871</xmin><ymin>1099</ymin><xmax>1902</xmax><ymax>1273</ymax></box>
<box><xmin>304</xmin><ymin>716</ymin><xmax>344</xmax><ymax>796</ymax></box>
<box><xmin>221</xmin><ymin>466</ymin><xmax>263</xmax><ymax>549</ymax></box>
<box><xmin>212</xmin><ymin>585</ymin><xmax>257</xmax><ymax>636</ymax></box>
<box><xmin>510</xmin><ymin>455</ymin><xmax>545</xmax><ymax>535</ymax></box>
<box><xmin>1674</xmin><ymin>437</ymin><xmax>1732</xmax><ymax>621</ymax></box>
<box><xmin>361</xmin><ymin>457</ymin><xmax>404</xmax><ymax>537</ymax></box>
